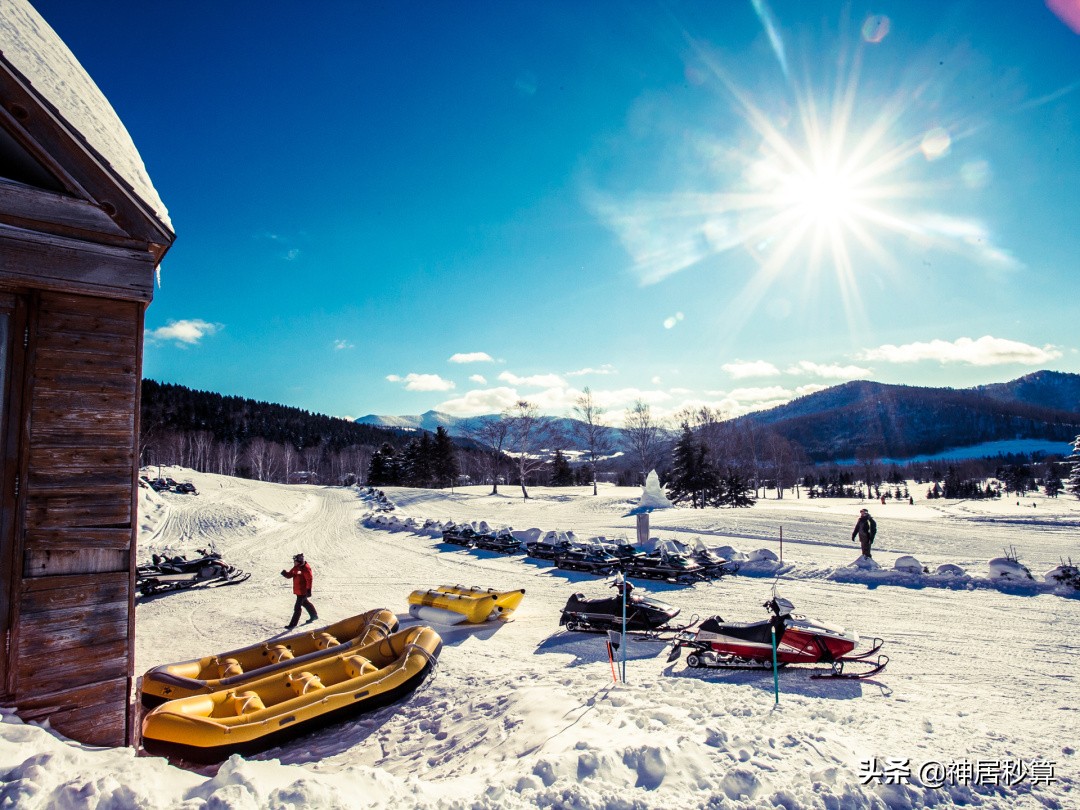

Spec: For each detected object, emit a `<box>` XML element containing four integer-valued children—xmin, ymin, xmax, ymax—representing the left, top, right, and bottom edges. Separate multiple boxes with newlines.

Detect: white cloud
<box><xmin>145</xmin><ymin>319</ymin><xmax>221</xmax><ymax>346</ymax></box>
<box><xmin>498</xmin><ymin>371</ymin><xmax>568</xmax><ymax>388</ymax></box>
<box><xmin>913</xmin><ymin>214</ymin><xmax>1021</xmax><ymax>269</ymax></box>
<box><xmin>856</xmin><ymin>336</ymin><xmax>1062</xmax><ymax>366</ymax></box>
<box><xmin>436</xmin><ymin>387</ymin><xmax>521</xmax><ymax>416</ymax></box>
<box><xmin>786</xmin><ymin>360</ymin><xmax>870</xmax><ymax>379</ymax></box>
<box><xmin>448</xmin><ymin>352</ymin><xmax>494</xmax><ymax>364</ymax></box>
<box><xmin>795</xmin><ymin>383</ymin><xmax>830</xmax><ymax>397</ymax></box>
<box><xmin>566</xmin><ymin>365</ymin><xmax>617</xmax><ymax>377</ymax></box>
<box><xmin>386</xmin><ymin>373</ymin><xmax>456</xmax><ymax>392</ymax></box>
<box><xmin>469</xmin><ymin>374</ymin><xmax>487</xmax><ymax>384</ymax></box>
<box><xmin>729</xmin><ymin>386</ymin><xmax>792</xmax><ymax>403</ymax></box>
<box><xmin>333</xmin><ymin>339</ymin><xmax>354</xmax><ymax>351</ymax></box>
<box><xmin>722</xmin><ymin>360</ymin><xmax>781</xmax><ymax>379</ymax></box>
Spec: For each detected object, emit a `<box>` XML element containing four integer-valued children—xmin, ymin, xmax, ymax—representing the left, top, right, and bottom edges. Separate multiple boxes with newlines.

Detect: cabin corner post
<box><xmin>126</xmin><ymin>301</ymin><xmax>147</xmax><ymax>746</ymax></box>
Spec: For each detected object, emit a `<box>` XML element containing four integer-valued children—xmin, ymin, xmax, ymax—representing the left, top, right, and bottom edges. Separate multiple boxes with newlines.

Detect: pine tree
<box><xmin>667</xmin><ymin>425</ymin><xmax>718</xmax><ymax>508</ymax></box>
<box><xmin>367</xmin><ymin>443</ymin><xmax>402</xmax><ymax>486</ymax></box>
<box><xmin>1067</xmin><ymin>435</ymin><xmax>1080</xmax><ymax>500</ymax></box>
<box><xmin>400</xmin><ymin>433</ymin><xmax>433</xmax><ymax>487</ymax></box>
<box><xmin>432</xmin><ymin>427</ymin><xmax>459</xmax><ymax>489</ymax></box>
<box><xmin>548</xmin><ymin>450</ymin><xmax>574</xmax><ymax>486</ymax></box>
<box><xmin>717</xmin><ymin>465</ymin><xmax>756</xmax><ymax>507</ymax></box>
<box><xmin>666</xmin><ymin>425</ymin><xmax>702</xmax><ymax>507</ymax></box>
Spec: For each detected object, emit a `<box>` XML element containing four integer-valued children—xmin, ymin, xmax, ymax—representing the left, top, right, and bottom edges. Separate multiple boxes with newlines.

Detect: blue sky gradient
<box><xmin>31</xmin><ymin>0</ymin><xmax>1080</xmax><ymax>423</ymax></box>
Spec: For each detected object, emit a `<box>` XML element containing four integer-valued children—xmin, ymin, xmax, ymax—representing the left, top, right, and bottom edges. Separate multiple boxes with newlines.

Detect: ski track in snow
<box><xmin>1</xmin><ymin>466</ymin><xmax>1077</xmax><ymax>809</ymax></box>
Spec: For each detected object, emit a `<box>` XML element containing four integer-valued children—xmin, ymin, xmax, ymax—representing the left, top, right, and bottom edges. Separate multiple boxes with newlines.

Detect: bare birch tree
<box><xmin>622</xmin><ymin>399</ymin><xmax>665</xmax><ymax>484</ymax></box>
<box><xmin>467</xmin><ymin>416</ymin><xmax>511</xmax><ymax>495</ymax></box>
<box><xmin>572</xmin><ymin>387</ymin><xmax>614</xmax><ymax>495</ymax></box>
<box><xmin>246</xmin><ymin>438</ymin><xmax>278</xmax><ymax>482</ymax></box>
<box><xmin>504</xmin><ymin>400</ymin><xmax>549</xmax><ymax>500</ymax></box>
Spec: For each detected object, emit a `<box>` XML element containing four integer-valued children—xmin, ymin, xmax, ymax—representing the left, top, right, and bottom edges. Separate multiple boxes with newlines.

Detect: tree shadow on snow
<box><xmin>661</xmin><ymin>660</ymin><xmax>890</xmax><ymax>699</ymax></box>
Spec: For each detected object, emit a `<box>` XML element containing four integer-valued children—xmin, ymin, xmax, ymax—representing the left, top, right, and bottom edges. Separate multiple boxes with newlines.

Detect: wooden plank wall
<box><xmin>12</xmin><ymin>291</ymin><xmax>141</xmax><ymax>746</ymax></box>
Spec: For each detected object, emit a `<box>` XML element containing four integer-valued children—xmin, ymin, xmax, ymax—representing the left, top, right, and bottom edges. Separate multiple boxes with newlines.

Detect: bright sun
<box><xmin>781</xmin><ymin>164</ymin><xmax>858</xmax><ymax>226</ymax></box>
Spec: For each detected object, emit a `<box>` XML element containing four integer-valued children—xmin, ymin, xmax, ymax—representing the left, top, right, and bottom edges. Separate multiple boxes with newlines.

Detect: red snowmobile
<box><xmin>667</xmin><ymin>594</ymin><xmax>887</xmax><ymax>679</ymax></box>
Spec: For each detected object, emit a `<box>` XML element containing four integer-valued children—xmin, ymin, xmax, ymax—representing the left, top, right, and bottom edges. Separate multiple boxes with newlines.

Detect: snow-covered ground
<box><xmin>3</xmin><ymin>467</ymin><xmax>1078</xmax><ymax>809</ymax></box>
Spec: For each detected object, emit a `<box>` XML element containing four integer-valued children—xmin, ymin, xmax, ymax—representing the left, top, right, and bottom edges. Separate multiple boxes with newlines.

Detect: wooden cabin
<box><xmin>0</xmin><ymin>2</ymin><xmax>174</xmax><ymax>746</ymax></box>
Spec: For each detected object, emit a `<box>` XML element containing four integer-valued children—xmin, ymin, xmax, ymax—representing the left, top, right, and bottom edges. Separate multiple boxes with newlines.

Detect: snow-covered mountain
<box><xmin>354</xmin><ymin>409</ymin><xmax>469</xmax><ymax>433</ymax></box>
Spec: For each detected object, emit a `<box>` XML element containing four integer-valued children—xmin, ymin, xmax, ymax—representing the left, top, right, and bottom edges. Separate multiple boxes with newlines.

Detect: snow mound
<box><xmin>849</xmin><ymin>555</ymin><xmax>882</xmax><ymax>570</ymax></box>
<box><xmin>893</xmin><ymin>555</ymin><xmax>924</xmax><ymax>574</ymax></box>
<box><xmin>746</xmin><ymin>548</ymin><xmax>778</xmax><ymax>562</ymax></box>
<box><xmin>934</xmin><ymin>563</ymin><xmax>966</xmax><ymax>577</ymax></box>
<box><xmin>713</xmin><ymin>545</ymin><xmax>747</xmax><ymax>562</ymax></box>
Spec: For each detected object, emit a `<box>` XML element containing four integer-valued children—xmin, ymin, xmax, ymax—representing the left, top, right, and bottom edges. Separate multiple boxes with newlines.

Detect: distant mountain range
<box><xmin>738</xmin><ymin>370</ymin><xmax>1080</xmax><ymax>462</ymax></box>
<box><xmin>357</xmin><ymin>370</ymin><xmax>1080</xmax><ymax>464</ymax></box>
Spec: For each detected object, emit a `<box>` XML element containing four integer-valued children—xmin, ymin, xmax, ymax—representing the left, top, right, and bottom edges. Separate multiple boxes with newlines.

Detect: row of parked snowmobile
<box><xmin>440</xmin><ymin>524</ymin><xmax>739</xmax><ymax>583</ymax></box>
<box><xmin>136</xmin><ymin>548</ymin><xmax>250</xmax><ymax>596</ymax></box>
<box><xmin>559</xmin><ymin>581</ymin><xmax>888</xmax><ymax>680</ymax></box>
<box><xmin>140</xmin><ymin>475</ymin><xmax>198</xmax><ymax>495</ymax></box>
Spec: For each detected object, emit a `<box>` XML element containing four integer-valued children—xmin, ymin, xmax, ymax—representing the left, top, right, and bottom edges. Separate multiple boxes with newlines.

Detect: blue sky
<box><xmin>31</xmin><ymin>0</ymin><xmax>1080</xmax><ymax>423</ymax></box>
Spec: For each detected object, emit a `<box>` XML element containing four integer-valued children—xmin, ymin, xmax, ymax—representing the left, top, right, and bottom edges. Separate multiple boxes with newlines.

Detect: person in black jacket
<box><xmin>852</xmin><ymin>508</ymin><xmax>877</xmax><ymax>558</ymax></box>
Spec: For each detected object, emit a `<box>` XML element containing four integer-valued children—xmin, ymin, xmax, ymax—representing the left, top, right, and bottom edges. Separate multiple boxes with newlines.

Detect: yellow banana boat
<box><xmin>141</xmin><ymin>625</ymin><xmax>442</xmax><ymax>763</ymax></box>
<box><xmin>140</xmin><ymin>608</ymin><xmax>398</xmax><ymax>708</ymax></box>
<box><xmin>407</xmin><ymin>585</ymin><xmax>525</xmax><ymax>624</ymax></box>
<box><xmin>436</xmin><ymin>585</ymin><xmax>526</xmax><ymax>618</ymax></box>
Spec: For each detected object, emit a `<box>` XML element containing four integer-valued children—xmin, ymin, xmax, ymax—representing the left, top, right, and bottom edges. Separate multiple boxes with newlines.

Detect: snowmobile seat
<box><xmin>700</xmin><ymin>617</ymin><xmax>785</xmax><ymax>645</ymax></box>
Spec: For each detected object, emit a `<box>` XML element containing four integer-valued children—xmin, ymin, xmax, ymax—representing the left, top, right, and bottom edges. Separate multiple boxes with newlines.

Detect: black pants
<box><xmin>858</xmin><ymin>535</ymin><xmax>873</xmax><ymax>557</ymax></box>
<box><xmin>288</xmin><ymin>594</ymin><xmax>318</xmax><ymax>627</ymax></box>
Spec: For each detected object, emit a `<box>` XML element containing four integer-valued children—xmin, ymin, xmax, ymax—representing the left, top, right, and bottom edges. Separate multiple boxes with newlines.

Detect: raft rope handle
<box><xmin>403</xmin><ymin>642</ymin><xmax>438</xmax><ymax>667</ymax></box>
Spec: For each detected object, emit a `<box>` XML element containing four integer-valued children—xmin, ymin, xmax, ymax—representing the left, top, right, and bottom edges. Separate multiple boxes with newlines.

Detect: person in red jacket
<box><xmin>281</xmin><ymin>552</ymin><xmax>318</xmax><ymax>629</ymax></box>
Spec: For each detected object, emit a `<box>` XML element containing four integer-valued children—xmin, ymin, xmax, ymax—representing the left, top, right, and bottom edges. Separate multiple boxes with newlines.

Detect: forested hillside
<box><xmin>140</xmin><ymin>381</ymin><xmax>422</xmax><ymax>484</ymax></box>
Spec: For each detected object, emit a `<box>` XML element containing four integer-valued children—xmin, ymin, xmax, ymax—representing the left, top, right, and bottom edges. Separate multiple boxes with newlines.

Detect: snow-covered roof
<box><xmin>0</xmin><ymin>0</ymin><xmax>171</xmax><ymax>231</ymax></box>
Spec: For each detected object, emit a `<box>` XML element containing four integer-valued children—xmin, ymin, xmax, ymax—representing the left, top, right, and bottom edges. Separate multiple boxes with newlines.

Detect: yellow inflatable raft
<box><xmin>407</xmin><ymin>585</ymin><xmax>525</xmax><ymax>624</ymax></box>
<box><xmin>141</xmin><ymin>624</ymin><xmax>442</xmax><ymax>763</ymax></box>
<box><xmin>140</xmin><ymin>608</ymin><xmax>398</xmax><ymax>708</ymax></box>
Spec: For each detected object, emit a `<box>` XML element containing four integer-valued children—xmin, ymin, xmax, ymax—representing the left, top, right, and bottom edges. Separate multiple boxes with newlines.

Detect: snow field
<box><xmin>1</xmin><ymin>467</ymin><xmax>1077</xmax><ymax>809</ymax></box>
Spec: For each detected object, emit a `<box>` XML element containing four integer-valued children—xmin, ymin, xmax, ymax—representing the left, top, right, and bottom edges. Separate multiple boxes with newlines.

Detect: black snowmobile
<box><xmin>691</xmin><ymin>547</ymin><xmax>740</xmax><ymax>578</ymax></box>
<box><xmin>597</xmin><ymin>537</ymin><xmax>645</xmax><ymax>562</ymax></box>
<box><xmin>136</xmin><ymin>549</ymin><xmax>249</xmax><ymax>596</ymax></box>
<box><xmin>473</xmin><ymin>527</ymin><xmax>521</xmax><ymax>553</ymax></box>
<box><xmin>441</xmin><ymin>524</ymin><xmax>477</xmax><ymax>547</ymax></box>
<box><xmin>554</xmin><ymin>544</ymin><xmax>622</xmax><ymax>575</ymax></box>
<box><xmin>560</xmin><ymin>580</ymin><xmax>683</xmax><ymax>635</ymax></box>
<box><xmin>526</xmin><ymin>530</ymin><xmax>572</xmax><ymax>560</ymax></box>
<box><xmin>624</xmin><ymin>548</ymin><xmax>704</xmax><ymax>582</ymax></box>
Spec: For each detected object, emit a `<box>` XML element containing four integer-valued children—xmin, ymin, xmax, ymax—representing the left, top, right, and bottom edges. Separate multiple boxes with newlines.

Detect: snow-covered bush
<box><xmin>1044</xmin><ymin>562</ymin><xmax>1080</xmax><ymax>590</ymax></box>
<box><xmin>988</xmin><ymin>556</ymin><xmax>1033</xmax><ymax>580</ymax></box>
